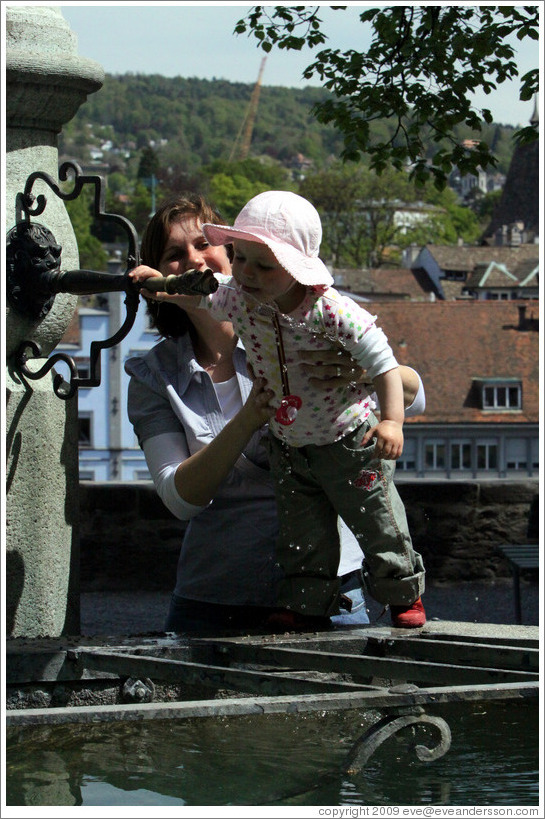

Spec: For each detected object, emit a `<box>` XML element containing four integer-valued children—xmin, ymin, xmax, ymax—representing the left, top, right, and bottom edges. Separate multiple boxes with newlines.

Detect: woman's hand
<box><xmin>173</xmin><ymin>374</ymin><xmax>274</xmax><ymax>508</ymax></box>
<box><xmin>296</xmin><ymin>349</ymin><xmax>370</xmax><ymax>389</ymax></box>
<box><xmin>240</xmin><ymin>376</ymin><xmax>275</xmax><ymax>431</ymax></box>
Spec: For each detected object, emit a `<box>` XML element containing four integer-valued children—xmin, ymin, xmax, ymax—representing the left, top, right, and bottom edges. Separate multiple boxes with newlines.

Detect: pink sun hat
<box><xmin>202</xmin><ymin>190</ymin><xmax>334</xmax><ymax>287</ymax></box>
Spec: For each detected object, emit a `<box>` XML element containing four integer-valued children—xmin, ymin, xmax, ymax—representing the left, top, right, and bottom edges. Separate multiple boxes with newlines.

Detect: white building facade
<box><xmin>56</xmin><ymin>291</ymin><xmax>158</xmax><ymax>481</ymax></box>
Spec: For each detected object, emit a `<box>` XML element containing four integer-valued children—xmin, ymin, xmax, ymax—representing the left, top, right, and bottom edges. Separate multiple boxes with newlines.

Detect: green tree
<box><xmin>196</xmin><ymin>157</ymin><xmax>294</xmax><ymax>220</ymax></box>
<box><xmin>137</xmin><ymin>146</ymin><xmax>159</xmax><ymax>180</ymax></box>
<box><xmin>465</xmin><ymin>187</ymin><xmax>503</xmax><ymax>225</ymax></box>
<box><xmin>300</xmin><ymin>163</ymin><xmax>481</xmax><ymax>267</ymax></box>
<box><xmin>60</xmin><ymin>73</ymin><xmax>519</xmax><ymax>178</ymax></box>
<box><xmin>64</xmin><ymin>188</ymin><xmax>109</xmax><ymax>270</ymax></box>
<box><xmin>207</xmin><ymin>173</ymin><xmax>270</xmax><ymax>222</ymax></box>
<box><xmin>106</xmin><ymin>171</ymin><xmax>130</xmax><ymax>195</ymax></box>
<box><xmin>425</xmin><ymin>186</ymin><xmax>482</xmax><ymax>245</ymax></box>
<box><xmin>204</xmin><ymin>157</ymin><xmax>291</xmax><ymax>189</ymax></box>
<box><xmin>125</xmin><ymin>181</ymin><xmax>158</xmax><ymax>235</ymax></box>
<box><xmin>235</xmin><ymin>5</ymin><xmax>539</xmax><ymax>187</ymax></box>
<box><xmin>299</xmin><ymin>164</ymin><xmax>365</xmax><ymax>264</ymax></box>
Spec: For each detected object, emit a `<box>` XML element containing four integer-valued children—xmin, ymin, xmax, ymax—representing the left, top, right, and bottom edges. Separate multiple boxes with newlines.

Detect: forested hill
<box><xmin>60</xmin><ymin>73</ymin><xmax>518</xmax><ymax>176</ymax></box>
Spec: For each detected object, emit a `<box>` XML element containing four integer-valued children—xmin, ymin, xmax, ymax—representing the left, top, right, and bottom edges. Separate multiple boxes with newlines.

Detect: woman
<box><xmin>126</xmin><ymin>194</ymin><xmax>424</xmax><ymax>633</ymax></box>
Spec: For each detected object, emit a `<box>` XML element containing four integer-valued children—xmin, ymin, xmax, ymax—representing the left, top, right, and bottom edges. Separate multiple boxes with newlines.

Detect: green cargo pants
<box><xmin>266</xmin><ymin>416</ymin><xmax>425</xmax><ymax>617</ymax></box>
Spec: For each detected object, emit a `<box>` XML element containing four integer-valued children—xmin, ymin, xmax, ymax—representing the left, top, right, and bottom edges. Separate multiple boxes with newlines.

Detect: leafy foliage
<box><xmin>60</xmin><ymin>74</ymin><xmax>346</xmax><ymax>176</ymax></box>
<box><xmin>300</xmin><ymin>163</ymin><xmax>481</xmax><ymax>266</ymax></box>
<box><xmin>60</xmin><ymin>72</ymin><xmax>521</xmax><ymax>182</ymax></box>
<box><xmin>199</xmin><ymin>158</ymin><xmax>294</xmax><ymax>221</ymax></box>
<box><xmin>137</xmin><ymin>146</ymin><xmax>160</xmax><ymax>180</ymax></box>
<box><xmin>235</xmin><ymin>5</ymin><xmax>539</xmax><ymax>188</ymax></box>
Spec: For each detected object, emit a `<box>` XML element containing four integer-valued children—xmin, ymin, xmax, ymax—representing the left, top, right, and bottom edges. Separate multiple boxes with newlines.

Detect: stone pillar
<box><xmin>5</xmin><ymin>6</ymin><xmax>104</xmax><ymax>636</ymax></box>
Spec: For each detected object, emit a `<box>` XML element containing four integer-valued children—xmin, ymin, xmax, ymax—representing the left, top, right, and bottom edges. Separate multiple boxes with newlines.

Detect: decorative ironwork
<box><xmin>5</xmin><ymin>624</ymin><xmax>538</xmax><ymax>797</ymax></box>
<box><xmin>16</xmin><ymin>160</ymin><xmax>140</xmax><ymax>254</ymax></box>
<box><xmin>344</xmin><ymin>709</ymin><xmax>452</xmax><ymax>773</ymax></box>
<box><xmin>7</xmin><ymin>162</ymin><xmax>218</xmax><ymax>399</ymax></box>
<box><xmin>6</xmin><ymin>222</ymin><xmax>62</xmax><ymax>320</ymax></box>
<box><xmin>7</xmin><ymin>162</ymin><xmax>141</xmax><ymax>398</ymax></box>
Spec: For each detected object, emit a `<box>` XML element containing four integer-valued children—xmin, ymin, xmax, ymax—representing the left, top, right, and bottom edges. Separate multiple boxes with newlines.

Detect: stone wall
<box><xmin>79</xmin><ymin>480</ymin><xmax>539</xmax><ymax>591</ymax></box>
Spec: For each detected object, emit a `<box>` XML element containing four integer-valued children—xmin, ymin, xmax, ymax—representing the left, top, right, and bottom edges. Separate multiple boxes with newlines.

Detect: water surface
<box><xmin>5</xmin><ymin>699</ymin><xmax>539</xmax><ymax>806</ymax></box>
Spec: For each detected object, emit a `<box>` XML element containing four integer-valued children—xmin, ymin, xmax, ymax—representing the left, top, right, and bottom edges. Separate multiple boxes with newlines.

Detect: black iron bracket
<box><xmin>7</xmin><ymin>162</ymin><xmax>217</xmax><ymax>399</ymax></box>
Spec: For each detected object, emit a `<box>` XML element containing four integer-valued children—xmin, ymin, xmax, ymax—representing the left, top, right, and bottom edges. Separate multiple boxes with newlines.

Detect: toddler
<box><xmin>204</xmin><ymin>191</ymin><xmax>426</xmax><ymax>630</ymax></box>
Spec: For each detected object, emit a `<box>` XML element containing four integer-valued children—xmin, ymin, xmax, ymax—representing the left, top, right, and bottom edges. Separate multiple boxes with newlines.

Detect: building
<box><xmin>464</xmin><ymin>259</ymin><xmax>539</xmax><ymax>301</ymax></box>
<box><xmin>409</xmin><ymin>243</ymin><xmax>539</xmax><ymax>300</ymax></box>
<box><xmin>482</xmin><ymin>99</ymin><xmax>539</xmax><ymax>244</ymax></box>
<box><xmin>449</xmin><ymin>164</ymin><xmax>505</xmax><ymax>202</ymax></box>
<box><xmin>56</xmin><ymin>291</ymin><xmax>159</xmax><ymax>481</ymax></box>
<box><xmin>361</xmin><ymin>299</ymin><xmax>539</xmax><ymax>480</ymax></box>
<box><xmin>333</xmin><ymin>266</ymin><xmax>429</xmax><ymax>302</ymax></box>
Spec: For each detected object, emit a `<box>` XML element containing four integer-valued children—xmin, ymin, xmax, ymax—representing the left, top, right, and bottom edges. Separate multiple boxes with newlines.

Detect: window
<box><xmin>78</xmin><ymin>414</ymin><xmax>92</xmax><ymax>447</ymax></box>
<box><xmin>477</xmin><ymin>442</ymin><xmax>498</xmax><ymax>470</ymax></box>
<box><xmin>135</xmin><ymin>469</ymin><xmax>151</xmax><ymax>480</ymax></box>
<box><xmin>397</xmin><ymin>438</ymin><xmax>416</xmax><ymax>471</ymax></box>
<box><xmin>425</xmin><ymin>441</ymin><xmax>445</xmax><ymax>470</ymax></box>
<box><xmin>487</xmin><ymin>291</ymin><xmax>511</xmax><ymax>301</ymax></box>
<box><xmin>451</xmin><ymin>441</ymin><xmax>472</xmax><ymax>470</ymax></box>
<box><xmin>75</xmin><ymin>357</ymin><xmax>91</xmax><ymax>379</ymax></box>
<box><xmin>482</xmin><ymin>382</ymin><xmax>521</xmax><ymax>411</ymax></box>
<box><xmin>79</xmin><ymin>470</ymin><xmax>95</xmax><ymax>481</ymax></box>
<box><xmin>506</xmin><ymin>439</ymin><xmax>528</xmax><ymax>470</ymax></box>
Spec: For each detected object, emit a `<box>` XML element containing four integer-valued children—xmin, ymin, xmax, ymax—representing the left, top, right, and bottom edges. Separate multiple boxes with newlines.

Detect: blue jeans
<box><xmin>332</xmin><ymin>583</ymin><xmax>369</xmax><ymax>626</ymax></box>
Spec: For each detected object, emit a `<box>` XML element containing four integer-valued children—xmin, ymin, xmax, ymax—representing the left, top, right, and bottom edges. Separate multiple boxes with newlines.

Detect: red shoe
<box><xmin>390</xmin><ymin>597</ymin><xmax>426</xmax><ymax>628</ymax></box>
<box><xmin>265</xmin><ymin>609</ymin><xmax>331</xmax><ymax>633</ymax></box>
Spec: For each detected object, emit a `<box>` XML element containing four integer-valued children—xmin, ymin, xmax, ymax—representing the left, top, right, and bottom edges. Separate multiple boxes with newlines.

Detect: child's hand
<box><xmin>361</xmin><ymin>419</ymin><xmax>404</xmax><ymax>460</ymax></box>
<box><xmin>129</xmin><ymin>264</ymin><xmax>163</xmax><ymax>284</ymax></box>
<box><xmin>128</xmin><ymin>265</ymin><xmax>200</xmax><ymax>310</ymax></box>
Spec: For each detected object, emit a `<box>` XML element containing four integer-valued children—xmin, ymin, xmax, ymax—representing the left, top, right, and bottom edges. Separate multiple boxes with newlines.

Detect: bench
<box><xmin>496</xmin><ymin>543</ymin><xmax>539</xmax><ymax>624</ymax></box>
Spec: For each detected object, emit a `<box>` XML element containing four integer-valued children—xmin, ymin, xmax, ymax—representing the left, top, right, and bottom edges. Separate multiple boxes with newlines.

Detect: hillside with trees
<box><xmin>61</xmin><ymin>73</ymin><xmax>519</xmax><ymax>177</ymax></box>
<box><xmin>60</xmin><ymin>73</ymin><xmax>519</xmax><ymax>268</ymax></box>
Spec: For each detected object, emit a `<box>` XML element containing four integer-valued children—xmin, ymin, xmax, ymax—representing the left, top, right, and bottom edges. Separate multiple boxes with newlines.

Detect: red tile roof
<box><xmin>334</xmin><ymin>266</ymin><xmax>428</xmax><ymax>301</ymax></box>
<box><xmin>366</xmin><ymin>300</ymin><xmax>539</xmax><ymax>424</ymax></box>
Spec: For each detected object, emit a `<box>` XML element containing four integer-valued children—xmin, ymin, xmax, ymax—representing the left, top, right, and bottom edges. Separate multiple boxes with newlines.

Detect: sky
<box><xmin>52</xmin><ymin>1</ymin><xmax>540</xmax><ymax>129</ymax></box>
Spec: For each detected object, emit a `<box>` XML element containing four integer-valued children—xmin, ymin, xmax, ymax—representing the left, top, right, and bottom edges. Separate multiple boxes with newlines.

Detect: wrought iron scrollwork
<box><xmin>344</xmin><ymin>710</ymin><xmax>452</xmax><ymax>773</ymax></box>
<box><xmin>7</xmin><ymin>161</ymin><xmax>141</xmax><ymax>398</ymax></box>
<box><xmin>15</xmin><ymin>287</ymin><xmax>139</xmax><ymax>399</ymax></box>
<box><xmin>7</xmin><ymin>162</ymin><xmax>219</xmax><ymax>399</ymax></box>
<box><xmin>15</xmin><ymin>159</ymin><xmax>140</xmax><ymax>265</ymax></box>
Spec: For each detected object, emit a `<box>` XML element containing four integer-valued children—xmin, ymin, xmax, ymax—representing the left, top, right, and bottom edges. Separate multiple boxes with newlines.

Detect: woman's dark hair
<box><xmin>141</xmin><ymin>193</ymin><xmax>227</xmax><ymax>338</ymax></box>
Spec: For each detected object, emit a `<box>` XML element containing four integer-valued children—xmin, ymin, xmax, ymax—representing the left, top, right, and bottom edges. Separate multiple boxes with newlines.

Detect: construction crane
<box><xmin>229</xmin><ymin>57</ymin><xmax>267</xmax><ymax>162</ymax></box>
